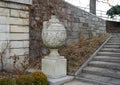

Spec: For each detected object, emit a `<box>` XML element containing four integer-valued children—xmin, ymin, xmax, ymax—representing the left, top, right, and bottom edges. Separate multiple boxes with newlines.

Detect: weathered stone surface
<box><xmin>42</xmin><ymin>57</ymin><xmax>67</xmax><ymax>79</ymax></box>
<box><xmin>76</xmin><ymin>34</ymin><xmax>120</xmax><ymax>84</ymax></box>
<box><xmin>89</xmin><ymin>61</ymin><xmax>120</xmax><ymax>70</ymax></box>
<box><xmin>9</xmin><ymin>18</ymin><xmax>29</xmax><ymax>25</ymax></box>
<box><xmin>49</xmin><ymin>76</ymin><xmax>74</xmax><ymax>85</ymax></box>
<box><xmin>0</xmin><ymin>16</ymin><xmax>9</xmax><ymax>24</ymax></box>
<box><xmin>0</xmin><ymin>8</ymin><xmax>9</xmax><ymax>16</ymax></box>
<box><xmin>97</xmin><ymin>52</ymin><xmax>120</xmax><ymax>57</ymax></box>
<box><xmin>0</xmin><ymin>33</ymin><xmax>9</xmax><ymax>40</ymax></box>
<box><xmin>0</xmin><ymin>25</ymin><xmax>9</xmax><ymax>33</ymax></box>
<box><xmin>10</xmin><ymin>9</ymin><xmax>29</xmax><ymax>18</ymax></box>
<box><xmin>4</xmin><ymin>0</ymin><xmax>32</xmax><ymax>5</ymax></box>
<box><xmin>10</xmin><ymin>33</ymin><xmax>29</xmax><ymax>40</ymax></box>
<box><xmin>42</xmin><ymin>16</ymin><xmax>67</xmax><ymax>49</ymax></box>
<box><xmin>79</xmin><ymin>17</ymin><xmax>85</xmax><ymax>23</ymax></box>
<box><xmin>10</xmin><ymin>25</ymin><xmax>29</xmax><ymax>33</ymax></box>
<box><xmin>0</xmin><ymin>0</ymin><xmax>30</xmax><ymax>71</ymax></box>
<box><xmin>0</xmin><ymin>1</ymin><xmax>29</xmax><ymax>10</ymax></box>
<box><xmin>10</xmin><ymin>41</ymin><xmax>29</xmax><ymax>48</ymax></box>
<box><xmin>64</xmin><ymin>79</ymin><xmax>96</xmax><ymax>85</ymax></box>
<box><xmin>30</xmin><ymin>0</ymin><xmax>106</xmax><ymax>59</ymax></box>
<box><xmin>10</xmin><ymin>48</ymin><xmax>29</xmax><ymax>56</ymax></box>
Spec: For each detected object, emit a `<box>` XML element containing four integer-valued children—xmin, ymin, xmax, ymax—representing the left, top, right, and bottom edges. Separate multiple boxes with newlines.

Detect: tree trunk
<box><xmin>90</xmin><ymin>0</ymin><xmax>96</xmax><ymax>15</ymax></box>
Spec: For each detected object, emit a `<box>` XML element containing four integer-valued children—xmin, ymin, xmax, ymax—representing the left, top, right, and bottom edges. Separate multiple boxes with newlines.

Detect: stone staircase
<box><xmin>64</xmin><ymin>34</ymin><xmax>120</xmax><ymax>85</ymax></box>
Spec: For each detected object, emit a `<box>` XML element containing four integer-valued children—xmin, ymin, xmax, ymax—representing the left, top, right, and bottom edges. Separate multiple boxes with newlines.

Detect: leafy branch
<box><xmin>106</xmin><ymin>5</ymin><xmax>120</xmax><ymax>18</ymax></box>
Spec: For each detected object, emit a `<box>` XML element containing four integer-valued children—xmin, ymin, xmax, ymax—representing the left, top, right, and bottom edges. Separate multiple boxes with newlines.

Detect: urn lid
<box><xmin>49</xmin><ymin>15</ymin><xmax>60</xmax><ymax>23</ymax></box>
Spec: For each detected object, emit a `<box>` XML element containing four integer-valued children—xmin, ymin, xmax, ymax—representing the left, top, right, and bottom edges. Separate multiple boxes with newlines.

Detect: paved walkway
<box><xmin>64</xmin><ymin>79</ymin><xmax>97</xmax><ymax>85</ymax></box>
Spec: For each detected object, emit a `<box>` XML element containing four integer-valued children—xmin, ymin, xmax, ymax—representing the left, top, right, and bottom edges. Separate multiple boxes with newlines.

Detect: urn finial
<box><xmin>51</xmin><ymin>15</ymin><xmax>57</xmax><ymax>19</ymax></box>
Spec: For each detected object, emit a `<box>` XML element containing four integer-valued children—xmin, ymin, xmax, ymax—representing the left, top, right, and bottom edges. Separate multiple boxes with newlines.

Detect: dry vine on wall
<box><xmin>30</xmin><ymin>0</ymin><xmax>73</xmax><ymax>62</ymax></box>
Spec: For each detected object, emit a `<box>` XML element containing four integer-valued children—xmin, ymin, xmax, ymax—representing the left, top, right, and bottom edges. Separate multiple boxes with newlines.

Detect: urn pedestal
<box><xmin>42</xmin><ymin>56</ymin><xmax>67</xmax><ymax>78</ymax></box>
<box><xmin>41</xmin><ymin>15</ymin><xmax>67</xmax><ymax>79</ymax></box>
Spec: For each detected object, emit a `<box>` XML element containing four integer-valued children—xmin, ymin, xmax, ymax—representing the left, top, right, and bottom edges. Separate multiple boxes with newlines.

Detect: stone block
<box><xmin>0</xmin><ymin>25</ymin><xmax>9</xmax><ymax>33</ymax></box>
<box><xmin>42</xmin><ymin>57</ymin><xmax>67</xmax><ymax>79</ymax></box>
<box><xmin>99</xmin><ymin>27</ymin><xmax>105</xmax><ymax>30</ymax></box>
<box><xmin>67</xmin><ymin>9</ymin><xmax>71</xmax><ymax>14</ymax></box>
<box><xmin>3</xmin><ymin>55</ymin><xmax>28</xmax><ymax>71</ymax></box>
<box><xmin>73</xmin><ymin>23</ymin><xmax>80</xmax><ymax>31</ymax></box>
<box><xmin>0</xmin><ymin>1</ymin><xmax>29</xmax><ymax>10</ymax></box>
<box><xmin>9</xmin><ymin>18</ymin><xmax>29</xmax><ymax>25</ymax></box>
<box><xmin>74</xmin><ymin>18</ymin><xmax>80</xmax><ymax>23</ymax></box>
<box><xmin>10</xmin><ymin>33</ymin><xmax>29</xmax><ymax>40</ymax></box>
<box><xmin>70</xmin><ymin>31</ymin><xmax>79</xmax><ymax>39</ymax></box>
<box><xmin>92</xmin><ymin>31</ymin><xmax>97</xmax><ymax>36</ymax></box>
<box><xmin>83</xmin><ymin>23</ymin><xmax>89</xmax><ymax>27</ymax></box>
<box><xmin>4</xmin><ymin>0</ymin><xmax>32</xmax><ymax>5</ymax></box>
<box><xmin>10</xmin><ymin>41</ymin><xmax>29</xmax><ymax>48</ymax></box>
<box><xmin>3</xmin><ymin>58</ymin><xmax>14</xmax><ymax>71</ymax></box>
<box><xmin>10</xmin><ymin>48</ymin><xmax>29</xmax><ymax>56</ymax></box>
<box><xmin>0</xmin><ymin>1</ymin><xmax>8</xmax><ymax>8</ymax></box>
<box><xmin>10</xmin><ymin>9</ymin><xmax>29</xmax><ymax>18</ymax></box>
<box><xmin>0</xmin><ymin>33</ymin><xmax>9</xmax><ymax>40</ymax></box>
<box><xmin>0</xmin><ymin>16</ymin><xmax>9</xmax><ymax>25</ymax></box>
<box><xmin>0</xmin><ymin>8</ymin><xmax>9</xmax><ymax>16</ymax></box>
<box><xmin>79</xmin><ymin>17</ymin><xmax>85</xmax><ymax>23</ymax></box>
<box><xmin>10</xmin><ymin>25</ymin><xmax>29</xmax><ymax>33</ymax></box>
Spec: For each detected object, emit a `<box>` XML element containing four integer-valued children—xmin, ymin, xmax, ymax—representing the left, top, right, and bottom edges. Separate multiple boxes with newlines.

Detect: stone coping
<box><xmin>3</xmin><ymin>0</ymin><xmax>32</xmax><ymax>5</ymax></box>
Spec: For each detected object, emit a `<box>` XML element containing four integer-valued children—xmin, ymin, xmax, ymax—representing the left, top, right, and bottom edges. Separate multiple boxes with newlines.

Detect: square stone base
<box><xmin>42</xmin><ymin>57</ymin><xmax>67</xmax><ymax>79</ymax></box>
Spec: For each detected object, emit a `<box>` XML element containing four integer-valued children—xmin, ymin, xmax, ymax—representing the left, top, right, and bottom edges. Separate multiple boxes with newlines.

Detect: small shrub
<box><xmin>16</xmin><ymin>75</ymin><xmax>34</xmax><ymax>85</ymax></box>
<box><xmin>0</xmin><ymin>78</ymin><xmax>16</xmax><ymax>85</ymax></box>
<box><xmin>31</xmin><ymin>71</ymin><xmax>48</xmax><ymax>85</ymax></box>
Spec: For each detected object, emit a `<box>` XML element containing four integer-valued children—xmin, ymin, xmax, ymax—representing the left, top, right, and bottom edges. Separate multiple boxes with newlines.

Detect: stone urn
<box><xmin>41</xmin><ymin>15</ymin><xmax>67</xmax><ymax>78</ymax></box>
<box><xmin>42</xmin><ymin>15</ymin><xmax>67</xmax><ymax>58</ymax></box>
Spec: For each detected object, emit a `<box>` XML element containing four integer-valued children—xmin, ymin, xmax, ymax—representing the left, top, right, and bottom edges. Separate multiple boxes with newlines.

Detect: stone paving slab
<box><xmin>63</xmin><ymin>80</ymin><xmax>96</xmax><ymax>85</ymax></box>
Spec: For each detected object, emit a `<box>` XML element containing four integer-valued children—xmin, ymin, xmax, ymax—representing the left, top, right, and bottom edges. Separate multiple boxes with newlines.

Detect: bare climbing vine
<box><xmin>30</xmin><ymin>0</ymin><xmax>73</xmax><ymax>60</ymax></box>
<box><xmin>0</xmin><ymin>41</ymin><xmax>9</xmax><ymax>72</ymax></box>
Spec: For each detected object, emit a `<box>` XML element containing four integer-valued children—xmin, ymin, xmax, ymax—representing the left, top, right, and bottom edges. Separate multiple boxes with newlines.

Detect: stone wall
<box><xmin>30</xmin><ymin>1</ymin><xmax>106</xmax><ymax>58</ymax></box>
<box><xmin>106</xmin><ymin>21</ymin><xmax>120</xmax><ymax>33</ymax></box>
<box><xmin>62</xmin><ymin>2</ymin><xmax>106</xmax><ymax>42</ymax></box>
<box><xmin>0</xmin><ymin>0</ymin><xmax>31</xmax><ymax>70</ymax></box>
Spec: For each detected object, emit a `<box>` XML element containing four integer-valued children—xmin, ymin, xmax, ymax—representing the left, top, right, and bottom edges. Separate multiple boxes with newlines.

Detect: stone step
<box><xmin>76</xmin><ymin>77</ymin><xmax>109</xmax><ymax>85</ymax></box>
<box><xmin>109</xmin><ymin>38</ymin><xmax>120</xmax><ymax>40</ymax></box>
<box><xmin>104</xmin><ymin>45</ymin><xmax>120</xmax><ymax>48</ymax></box>
<box><xmin>83</xmin><ymin>66</ymin><xmax>120</xmax><ymax>79</ymax></box>
<box><xmin>97</xmin><ymin>52</ymin><xmax>120</xmax><ymax>57</ymax></box>
<box><xmin>93</xmin><ymin>56</ymin><xmax>120</xmax><ymax>63</ymax></box>
<box><xmin>107</xmin><ymin>43</ymin><xmax>120</xmax><ymax>45</ymax></box>
<box><xmin>108</xmin><ymin>40</ymin><xmax>120</xmax><ymax>43</ymax></box>
<box><xmin>111</xmin><ymin>37</ymin><xmax>120</xmax><ymax>39</ymax></box>
<box><xmin>108</xmin><ymin>38</ymin><xmax>120</xmax><ymax>41</ymax></box>
<box><xmin>63</xmin><ymin>79</ymin><xmax>96</xmax><ymax>85</ymax></box>
<box><xmin>101</xmin><ymin>48</ymin><xmax>120</xmax><ymax>52</ymax></box>
<box><xmin>77</xmin><ymin>73</ymin><xmax>120</xmax><ymax>85</ymax></box>
<box><xmin>89</xmin><ymin>61</ymin><xmax>120</xmax><ymax>70</ymax></box>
